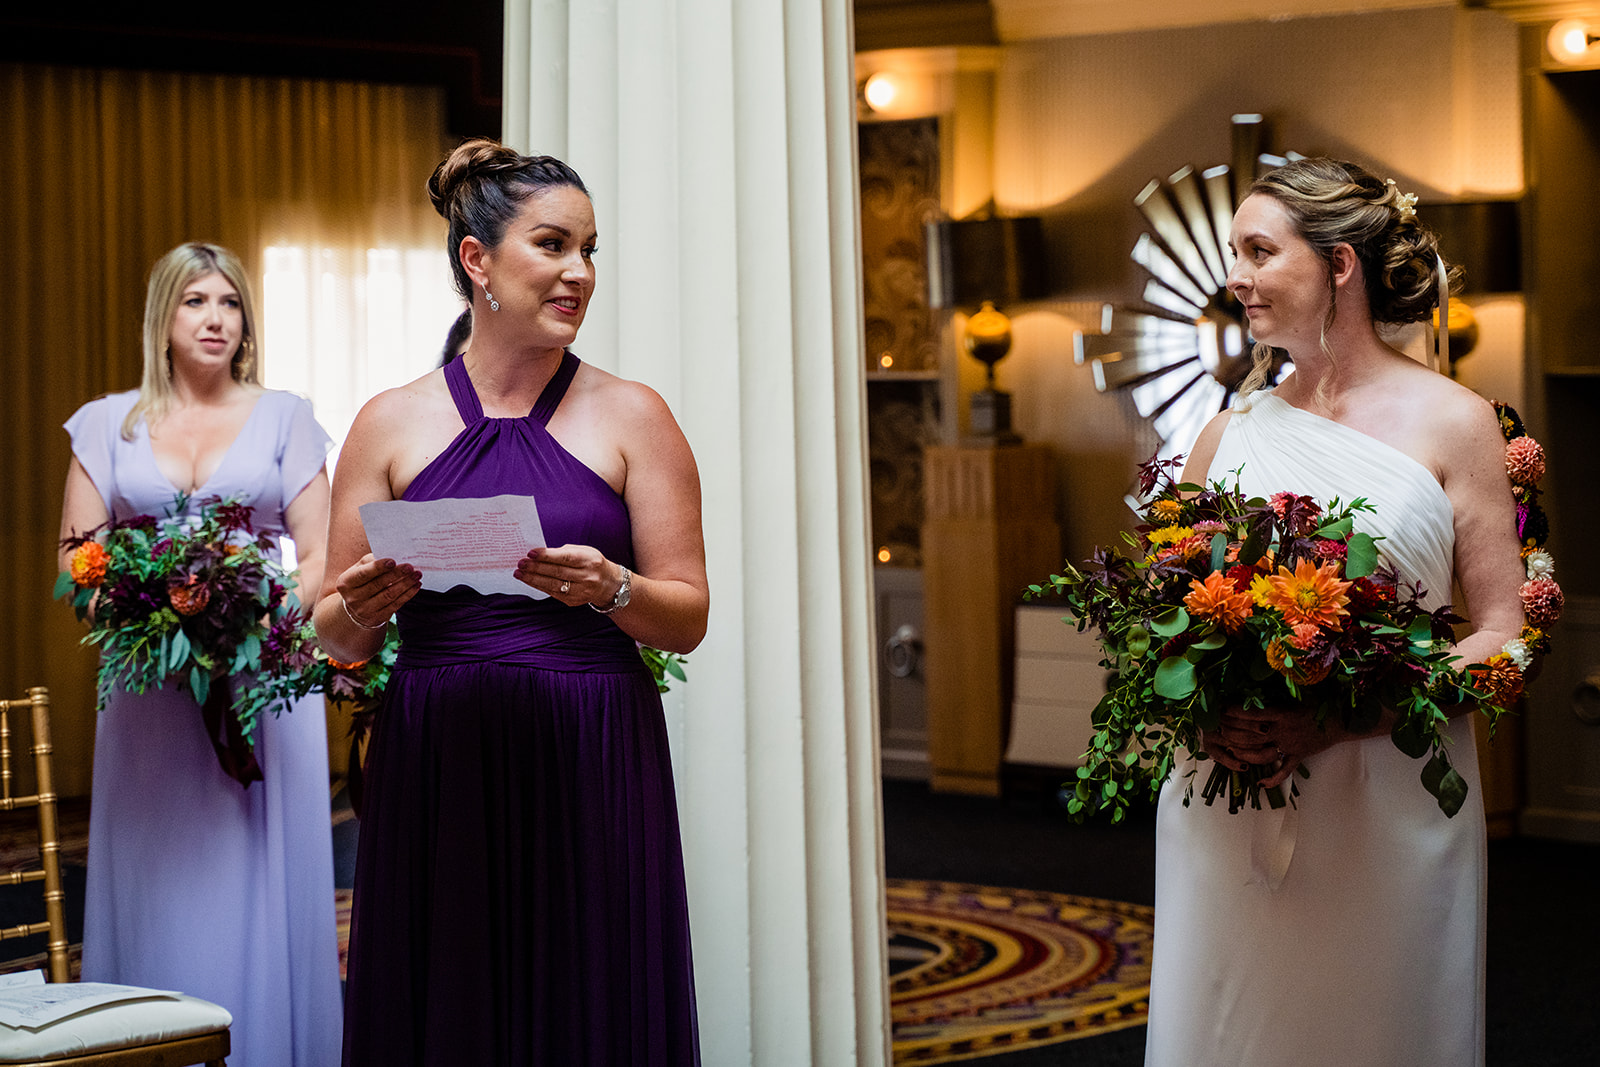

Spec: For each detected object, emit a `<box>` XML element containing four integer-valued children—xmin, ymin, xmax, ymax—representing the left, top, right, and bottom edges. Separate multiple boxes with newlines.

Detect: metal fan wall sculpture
<box><xmin>1075</xmin><ymin>161</ymin><xmax>1291</xmax><ymax>466</ymax></box>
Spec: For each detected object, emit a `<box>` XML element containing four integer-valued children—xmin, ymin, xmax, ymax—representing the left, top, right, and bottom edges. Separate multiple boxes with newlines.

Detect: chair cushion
<box><xmin>0</xmin><ymin>992</ymin><xmax>231</xmax><ymax>1061</ymax></box>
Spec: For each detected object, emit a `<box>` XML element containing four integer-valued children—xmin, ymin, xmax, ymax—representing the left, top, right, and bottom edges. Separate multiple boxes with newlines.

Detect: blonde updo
<box><xmin>1236</xmin><ymin>158</ymin><xmax>1463</xmax><ymax>396</ymax></box>
<box><xmin>1251</xmin><ymin>157</ymin><xmax>1460</xmax><ymax>325</ymax></box>
<box><xmin>427</xmin><ymin>137</ymin><xmax>590</xmax><ymax>301</ymax></box>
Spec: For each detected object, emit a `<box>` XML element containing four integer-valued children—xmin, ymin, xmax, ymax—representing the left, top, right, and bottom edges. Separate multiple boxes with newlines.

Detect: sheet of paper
<box><xmin>359</xmin><ymin>495</ymin><xmax>548</xmax><ymax>599</ymax></box>
<box><xmin>0</xmin><ymin>981</ymin><xmax>180</xmax><ymax>1029</ymax></box>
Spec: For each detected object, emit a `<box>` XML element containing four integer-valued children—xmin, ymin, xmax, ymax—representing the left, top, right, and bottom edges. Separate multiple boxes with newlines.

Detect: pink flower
<box><xmin>1505</xmin><ymin>437</ymin><xmax>1546</xmax><ymax>486</ymax></box>
<box><xmin>1520</xmin><ymin>577</ymin><xmax>1564</xmax><ymax>627</ymax></box>
<box><xmin>1314</xmin><ymin>539</ymin><xmax>1348</xmax><ymax>561</ymax></box>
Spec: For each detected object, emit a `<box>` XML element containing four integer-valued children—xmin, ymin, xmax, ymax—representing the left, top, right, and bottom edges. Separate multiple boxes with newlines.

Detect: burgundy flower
<box><xmin>1346</xmin><ymin>576</ymin><xmax>1396</xmax><ymax>615</ymax></box>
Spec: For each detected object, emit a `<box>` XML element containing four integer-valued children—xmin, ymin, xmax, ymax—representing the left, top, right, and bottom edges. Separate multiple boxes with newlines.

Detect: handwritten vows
<box><xmin>359</xmin><ymin>494</ymin><xmax>548</xmax><ymax>598</ymax></box>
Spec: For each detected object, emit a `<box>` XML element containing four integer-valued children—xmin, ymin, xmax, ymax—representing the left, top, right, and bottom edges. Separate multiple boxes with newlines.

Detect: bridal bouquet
<box><xmin>57</xmin><ymin>494</ymin><xmax>318</xmax><ymax>780</ymax></box>
<box><xmin>1028</xmin><ymin>454</ymin><xmax>1524</xmax><ymax>823</ymax></box>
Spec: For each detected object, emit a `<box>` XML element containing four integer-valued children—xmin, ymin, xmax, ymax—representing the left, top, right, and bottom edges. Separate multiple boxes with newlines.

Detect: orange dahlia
<box><xmin>1471</xmin><ymin>654</ymin><xmax>1524</xmax><ymax>708</ymax></box>
<box><xmin>69</xmin><ymin>541</ymin><xmax>110</xmax><ymax>587</ymax></box>
<box><xmin>168</xmin><ymin>575</ymin><xmax>211</xmax><ymax>616</ymax></box>
<box><xmin>1287</xmin><ymin>621</ymin><xmax>1323</xmax><ymax>650</ymax></box>
<box><xmin>1183</xmin><ymin>571</ymin><xmax>1255</xmax><ymax>634</ymax></box>
<box><xmin>1263</xmin><ymin>558</ymin><xmax>1352</xmax><ymax>630</ymax></box>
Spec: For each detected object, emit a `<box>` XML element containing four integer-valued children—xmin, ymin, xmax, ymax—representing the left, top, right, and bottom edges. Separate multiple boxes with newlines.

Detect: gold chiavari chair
<box><xmin>0</xmin><ymin>687</ymin><xmax>232</xmax><ymax>1066</ymax></box>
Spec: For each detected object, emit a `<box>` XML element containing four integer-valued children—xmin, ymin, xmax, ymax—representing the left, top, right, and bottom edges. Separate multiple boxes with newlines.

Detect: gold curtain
<box><xmin>0</xmin><ymin>63</ymin><xmax>449</xmax><ymax>795</ymax></box>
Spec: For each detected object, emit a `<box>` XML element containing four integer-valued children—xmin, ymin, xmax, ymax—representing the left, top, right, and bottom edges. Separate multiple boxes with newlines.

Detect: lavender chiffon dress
<box><xmin>65</xmin><ymin>389</ymin><xmax>343</xmax><ymax>1067</ymax></box>
<box><xmin>340</xmin><ymin>353</ymin><xmax>699</xmax><ymax>1066</ymax></box>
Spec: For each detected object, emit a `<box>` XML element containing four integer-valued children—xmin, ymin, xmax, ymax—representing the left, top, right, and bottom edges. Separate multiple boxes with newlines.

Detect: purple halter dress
<box><xmin>341</xmin><ymin>352</ymin><xmax>699</xmax><ymax>1066</ymax></box>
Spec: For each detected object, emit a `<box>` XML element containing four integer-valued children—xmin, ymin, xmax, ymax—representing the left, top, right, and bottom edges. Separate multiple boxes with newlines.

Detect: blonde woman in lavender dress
<box><xmin>60</xmin><ymin>242</ymin><xmax>342</xmax><ymax>1067</ymax></box>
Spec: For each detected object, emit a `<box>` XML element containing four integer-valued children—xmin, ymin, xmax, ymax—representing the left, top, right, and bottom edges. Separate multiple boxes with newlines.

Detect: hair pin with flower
<box><xmin>1385</xmin><ymin>177</ymin><xmax>1419</xmax><ymax>221</ymax></box>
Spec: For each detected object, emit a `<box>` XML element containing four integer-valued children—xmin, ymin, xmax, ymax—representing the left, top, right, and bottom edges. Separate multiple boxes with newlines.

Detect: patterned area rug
<box><xmin>4</xmin><ymin>803</ymin><xmax>1153</xmax><ymax>1065</ymax></box>
<box><xmin>888</xmin><ymin>879</ymin><xmax>1152</xmax><ymax>1065</ymax></box>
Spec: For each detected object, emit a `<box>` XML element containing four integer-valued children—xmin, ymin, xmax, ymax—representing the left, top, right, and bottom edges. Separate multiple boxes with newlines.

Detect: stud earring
<box><xmin>483</xmin><ymin>281</ymin><xmax>499</xmax><ymax>312</ymax></box>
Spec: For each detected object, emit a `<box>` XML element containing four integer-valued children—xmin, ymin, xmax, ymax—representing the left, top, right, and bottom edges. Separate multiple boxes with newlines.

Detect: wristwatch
<box><xmin>591</xmin><ymin>566</ymin><xmax>631</xmax><ymax>614</ymax></box>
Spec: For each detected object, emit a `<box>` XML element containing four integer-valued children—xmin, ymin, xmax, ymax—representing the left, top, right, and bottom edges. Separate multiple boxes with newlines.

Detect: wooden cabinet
<box><xmin>1006</xmin><ymin>604</ymin><xmax>1107</xmax><ymax>771</ymax></box>
<box><xmin>921</xmin><ymin>443</ymin><xmax>1061</xmax><ymax>795</ymax></box>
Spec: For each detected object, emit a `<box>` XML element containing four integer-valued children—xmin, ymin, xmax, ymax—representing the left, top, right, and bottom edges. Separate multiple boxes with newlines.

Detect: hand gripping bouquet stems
<box><xmin>58</xmin><ymin>493</ymin><xmax>322</xmax><ymax>785</ymax></box>
<box><xmin>1028</xmin><ymin>443</ymin><xmax>1555</xmax><ymax>824</ymax></box>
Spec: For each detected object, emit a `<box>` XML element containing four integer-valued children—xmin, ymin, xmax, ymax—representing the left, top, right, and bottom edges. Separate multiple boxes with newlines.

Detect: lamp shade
<box><xmin>1422</xmin><ymin>199</ymin><xmax>1521</xmax><ymax>294</ymax></box>
<box><xmin>924</xmin><ymin>216</ymin><xmax>1048</xmax><ymax>310</ymax></box>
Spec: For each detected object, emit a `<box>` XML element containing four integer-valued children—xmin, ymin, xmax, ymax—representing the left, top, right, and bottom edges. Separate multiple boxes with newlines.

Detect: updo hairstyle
<box><xmin>1251</xmin><ymin>157</ymin><xmax>1460</xmax><ymax>326</ymax></box>
<box><xmin>1237</xmin><ymin>157</ymin><xmax>1462</xmax><ymax>396</ymax></box>
<box><xmin>427</xmin><ymin>138</ymin><xmax>590</xmax><ymax>301</ymax></box>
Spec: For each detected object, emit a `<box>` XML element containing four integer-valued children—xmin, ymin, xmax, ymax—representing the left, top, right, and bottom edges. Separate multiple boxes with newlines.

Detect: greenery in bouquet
<box><xmin>639</xmin><ymin>646</ymin><xmax>688</xmax><ymax>694</ymax></box>
<box><xmin>1028</xmin><ymin>453</ymin><xmax>1530</xmax><ymax>824</ymax></box>
<box><xmin>57</xmin><ymin>494</ymin><xmax>317</xmax><ymax>748</ymax></box>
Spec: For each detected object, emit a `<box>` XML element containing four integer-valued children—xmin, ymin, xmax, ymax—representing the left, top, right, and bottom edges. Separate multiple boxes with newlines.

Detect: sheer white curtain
<box><xmin>260</xmin><ymin>241</ymin><xmax>462</xmax><ymax>463</ymax></box>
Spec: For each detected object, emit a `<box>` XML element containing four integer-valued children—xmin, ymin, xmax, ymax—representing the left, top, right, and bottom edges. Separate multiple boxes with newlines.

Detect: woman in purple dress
<box><xmin>316</xmin><ymin>139</ymin><xmax>708</xmax><ymax>1065</ymax></box>
<box><xmin>60</xmin><ymin>242</ymin><xmax>343</xmax><ymax>1067</ymax></box>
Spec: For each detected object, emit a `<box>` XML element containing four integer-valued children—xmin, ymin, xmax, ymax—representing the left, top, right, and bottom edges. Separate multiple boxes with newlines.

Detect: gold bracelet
<box><xmin>342</xmin><ymin>596</ymin><xmax>389</xmax><ymax>631</ymax></box>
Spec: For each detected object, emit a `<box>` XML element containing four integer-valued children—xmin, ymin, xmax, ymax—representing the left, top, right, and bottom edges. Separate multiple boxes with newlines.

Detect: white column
<box><xmin>504</xmin><ymin>2</ymin><xmax>889</xmax><ymax>1064</ymax></box>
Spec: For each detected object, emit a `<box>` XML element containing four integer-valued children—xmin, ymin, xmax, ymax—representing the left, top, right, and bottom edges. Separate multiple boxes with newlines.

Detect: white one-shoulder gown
<box><xmin>1144</xmin><ymin>391</ymin><xmax>1486</xmax><ymax>1067</ymax></box>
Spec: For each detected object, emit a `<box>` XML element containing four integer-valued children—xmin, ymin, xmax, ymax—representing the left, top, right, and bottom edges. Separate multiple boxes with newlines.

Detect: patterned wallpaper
<box><xmin>860</xmin><ymin>117</ymin><xmax>943</xmax><ymax>565</ymax></box>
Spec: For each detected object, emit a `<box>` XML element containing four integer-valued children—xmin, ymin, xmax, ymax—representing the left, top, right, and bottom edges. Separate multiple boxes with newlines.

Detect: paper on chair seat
<box><xmin>0</xmin><ymin>980</ymin><xmax>184</xmax><ymax>1029</ymax></box>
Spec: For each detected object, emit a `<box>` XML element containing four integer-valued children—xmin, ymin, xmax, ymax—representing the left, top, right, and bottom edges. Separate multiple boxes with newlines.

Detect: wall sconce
<box><xmin>1421</xmin><ymin>198</ymin><xmax>1521</xmax><ymax>373</ymax></box>
<box><xmin>860</xmin><ymin>72</ymin><xmax>898</xmax><ymax>113</ymax></box>
<box><xmin>925</xmin><ymin>215</ymin><xmax>1047</xmax><ymax>444</ymax></box>
<box><xmin>1548</xmin><ymin>18</ymin><xmax>1600</xmax><ymax>66</ymax></box>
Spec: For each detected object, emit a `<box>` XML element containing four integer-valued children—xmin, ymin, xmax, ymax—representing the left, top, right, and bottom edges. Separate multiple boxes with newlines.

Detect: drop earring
<box><xmin>483</xmin><ymin>281</ymin><xmax>499</xmax><ymax>312</ymax></box>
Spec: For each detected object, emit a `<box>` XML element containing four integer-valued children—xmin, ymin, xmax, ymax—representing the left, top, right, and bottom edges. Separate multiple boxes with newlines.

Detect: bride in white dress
<box><xmin>1144</xmin><ymin>158</ymin><xmax>1528</xmax><ymax>1066</ymax></box>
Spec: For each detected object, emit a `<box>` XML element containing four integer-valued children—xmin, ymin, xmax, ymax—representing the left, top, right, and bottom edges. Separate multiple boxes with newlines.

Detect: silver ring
<box><xmin>559</xmin><ymin>582</ymin><xmax>571</xmax><ymax>594</ymax></box>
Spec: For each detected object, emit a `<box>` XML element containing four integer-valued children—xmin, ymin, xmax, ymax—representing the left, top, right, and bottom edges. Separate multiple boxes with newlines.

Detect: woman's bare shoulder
<box><xmin>354</xmin><ymin>367</ymin><xmax>452</xmax><ymax>428</ymax></box>
<box><xmin>573</xmin><ymin>362</ymin><xmax>675</xmax><ymax>425</ymax></box>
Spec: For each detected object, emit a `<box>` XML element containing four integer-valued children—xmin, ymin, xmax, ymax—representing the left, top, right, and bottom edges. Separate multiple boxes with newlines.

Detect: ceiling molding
<box><xmin>1469</xmin><ymin>0</ymin><xmax>1600</xmax><ymax>22</ymax></box>
<box><xmin>990</xmin><ymin>0</ymin><xmax>1456</xmax><ymax>41</ymax></box>
<box><xmin>854</xmin><ymin>0</ymin><xmax>999</xmax><ymax>51</ymax></box>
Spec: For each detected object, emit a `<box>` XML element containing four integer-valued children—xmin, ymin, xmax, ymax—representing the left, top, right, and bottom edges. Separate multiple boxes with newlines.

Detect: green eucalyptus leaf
<box><xmin>1190</xmin><ymin>631</ymin><xmax>1227</xmax><ymax>652</ymax></box>
<box><xmin>1091</xmin><ymin>693</ymin><xmax>1117</xmax><ymax>729</ymax></box>
<box><xmin>189</xmin><ymin>666</ymin><xmax>210</xmax><ymax>706</ymax></box>
<box><xmin>168</xmin><ymin>629</ymin><xmax>190</xmax><ymax>673</ymax></box>
<box><xmin>1344</xmin><ymin>532</ymin><xmax>1378</xmax><ymax>579</ymax></box>
<box><xmin>1126</xmin><ymin>626</ymin><xmax>1151</xmax><ymax>658</ymax></box>
<box><xmin>1315</xmin><ymin>515</ymin><xmax>1353</xmax><ymax>540</ymax></box>
<box><xmin>53</xmin><ymin>570</ymin><xmax>76</xmax><ymax>600</ymax></box>
<box><xmin>1237</xmin><ymin>526</ymin><xmax>1265</xmax><ymax>567</ymax></box>
<box><xmin>1420</xmin><ymin>751</ymin><xmax>1449</xmax><ymax>795</ymax></box>
<box><xmin>1421</xmin><ymin>754</ymin><xmax>1468</xmax><ymax>817</ymax></box>
<box><xmin>1209</xmin><ymin>533</ymin><xmax>1227</xmax><ymax>575</ymax></box>
<box><xmin>1151</xmin><ymin>607</ymin><xmax>1190</xmax><ymax>638</ymax></box>
<box><xmin>1153</xmin><ymin>656</ymin><xmax>1197</xmax><ymax>698</ymax></box>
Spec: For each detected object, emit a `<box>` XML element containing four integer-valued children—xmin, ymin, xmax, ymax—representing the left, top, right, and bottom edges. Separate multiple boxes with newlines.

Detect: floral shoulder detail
<box><xmin>1480</xmin><ymin>401</ymin><xmax>1559</xmax><ymax>706</ymax></box>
